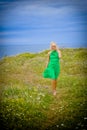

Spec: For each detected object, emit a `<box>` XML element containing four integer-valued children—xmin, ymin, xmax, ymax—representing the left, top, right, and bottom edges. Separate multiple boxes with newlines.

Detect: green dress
<box><xmin>43</xmin><ymin>50</ymin><xmax>60</xmax><ymax>79</ymax></box>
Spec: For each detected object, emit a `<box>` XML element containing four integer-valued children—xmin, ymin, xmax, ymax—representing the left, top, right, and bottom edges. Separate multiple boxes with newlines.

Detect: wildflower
<box><xmin>61</xmin><ymin>123</ymin><xmax>64</xmax><ymax>126</ymax></box>
<box><xmin>84</xmin><ymin>117</ymin><xmax>87</xmax><ymax>120</ymax></box>
<box><xmin>30</xmin><ymin>96</ymin><xmax>32</xmax><ymax>98</ymax></box>
<box><xmin>37</xmin><ymin>96</ymin><xmax>40</xmax><ymax>100</ymax></box>
<box><xmin>56</xmin><ymin>125</ymin><xmax>59</xmax><ymax>127</ymax></box>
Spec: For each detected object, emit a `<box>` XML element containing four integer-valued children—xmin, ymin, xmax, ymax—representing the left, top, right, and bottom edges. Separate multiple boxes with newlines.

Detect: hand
<box><xmin>46</xmin><ymin>62</ymin><xmax>48</xmax><ymax>68</ymax></box>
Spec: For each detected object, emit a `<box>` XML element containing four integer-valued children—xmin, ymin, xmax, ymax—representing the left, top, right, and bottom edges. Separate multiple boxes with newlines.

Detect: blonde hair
<box><xmin>50</xmin><ymin>41</ymin><xmax>59</xmax><ymax>50</ymax></box>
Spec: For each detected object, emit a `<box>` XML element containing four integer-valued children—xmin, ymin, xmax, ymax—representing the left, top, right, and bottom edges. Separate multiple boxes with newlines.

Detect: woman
<box><xmin>43</xmin><ymin>42</ymin><xmax>61</xmax><ymax>96</ymax></box>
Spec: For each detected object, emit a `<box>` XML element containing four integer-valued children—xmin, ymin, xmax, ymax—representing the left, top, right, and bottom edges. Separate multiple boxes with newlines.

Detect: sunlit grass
<box><xmin>0</xmin><ymin>48</ymin><xmax>87</xmax><ymax>130</ymax></box>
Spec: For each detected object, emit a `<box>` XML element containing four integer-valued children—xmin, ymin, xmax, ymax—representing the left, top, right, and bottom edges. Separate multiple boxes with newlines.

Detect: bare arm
<box><xmin>57</xmin><ymin>49</ymin><xmax>61</xmax><ymax>58</ymax></box>
<box><xmin>46</xmin><ymin>52</ymin><xmax>50</xmax><ymax>67</ymax></box>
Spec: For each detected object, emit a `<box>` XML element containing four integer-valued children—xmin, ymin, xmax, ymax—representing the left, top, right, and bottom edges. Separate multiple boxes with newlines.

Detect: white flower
<box><xmin>61</xmin><ymin>123</ymin><xmax>64</xmax><ymax>126</ymax></box>
<box><xmin>84</xmin><ymin>117</ymin><xmax>87</xmax><ymax>120</ymax></box>
<box><xmin>37</xmin><ymin>97</ymin><xmax>40</xmax><ymax>100</ymax></box>
<box><xmin>56</xmin><ymin>125</ymin><xmax>59</xmax><ymax>127</ymax></box>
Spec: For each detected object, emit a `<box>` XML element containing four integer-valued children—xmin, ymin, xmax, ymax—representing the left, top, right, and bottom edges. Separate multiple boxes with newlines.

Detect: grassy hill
<box><xmin>0</xmin><ymin>48</ymin><xmax>87</xmax><ymax>130</ymax></box>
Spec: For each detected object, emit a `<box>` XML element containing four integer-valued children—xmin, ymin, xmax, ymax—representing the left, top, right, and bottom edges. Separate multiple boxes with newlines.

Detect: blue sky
<box><xmin>0</xmin><ymin>0</ymin><xmax>87</xmax><ymax>48</ymax></box>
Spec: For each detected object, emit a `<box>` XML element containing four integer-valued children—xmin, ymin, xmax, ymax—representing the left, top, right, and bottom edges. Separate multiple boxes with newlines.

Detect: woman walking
<box><xmin>43</xmin><ymin>42</ymin><xmax>61</xmax><ymax>96</ymax></box>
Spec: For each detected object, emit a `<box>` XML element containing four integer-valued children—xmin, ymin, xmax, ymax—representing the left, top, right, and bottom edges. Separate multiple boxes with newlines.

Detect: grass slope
<box><xmin>0</xmin><ymin>48</ymin><xmax>87</xmax><ymax>130</ymax></box>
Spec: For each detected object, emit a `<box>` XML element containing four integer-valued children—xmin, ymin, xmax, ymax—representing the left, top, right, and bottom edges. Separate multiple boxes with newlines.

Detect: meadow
<box><xmin>0</xmin><ymin>48</ymin><xmax>87</xmax><ymax>130</ymax></box>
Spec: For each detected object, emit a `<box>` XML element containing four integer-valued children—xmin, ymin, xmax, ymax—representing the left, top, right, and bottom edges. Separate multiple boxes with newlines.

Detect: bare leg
<box><xmin>52</xmin><ymin>80</ymin><xmax>57</xmax><ymax>95</ymax></box>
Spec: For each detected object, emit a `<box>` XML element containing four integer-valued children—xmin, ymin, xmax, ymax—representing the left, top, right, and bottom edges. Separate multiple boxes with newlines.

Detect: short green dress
<box><xmin>43</xmin><ymin>50</ymin><xmax>60</xmax><ymax>79</ymax></box>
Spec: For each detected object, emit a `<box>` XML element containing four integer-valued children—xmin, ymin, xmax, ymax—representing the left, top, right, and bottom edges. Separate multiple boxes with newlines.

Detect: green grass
<box><xmin>0</xmin><ymin>48</ymin><xmax>87</xmax><ymax>130</ymax></box>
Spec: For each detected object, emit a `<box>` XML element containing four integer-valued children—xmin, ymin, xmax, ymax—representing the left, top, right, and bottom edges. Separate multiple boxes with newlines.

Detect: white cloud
<box><xmin>0</xmin><ymin>37</ymin><xmax>32</xmax><ymax>44</ymax></box>
<box><xmin>13</xmin><ymin>3</ymin><xmax>75</xmax><ymax>18</ymax></box>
